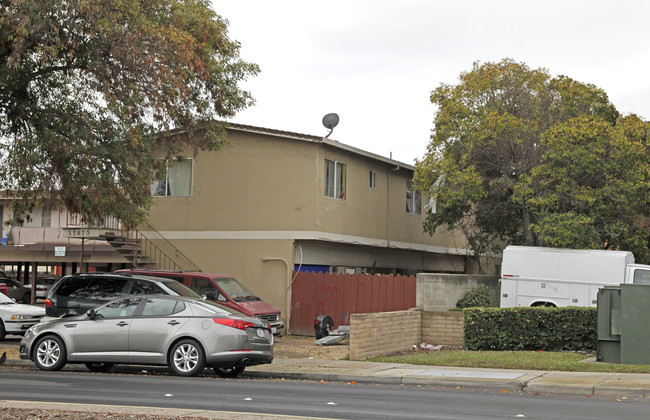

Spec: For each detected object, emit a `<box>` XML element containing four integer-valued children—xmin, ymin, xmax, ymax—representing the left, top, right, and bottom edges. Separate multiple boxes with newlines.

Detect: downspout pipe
<box><xmin>263</xmin><ymin>257</ymin><xmax>293</xmax><ymax>334</ymax></box>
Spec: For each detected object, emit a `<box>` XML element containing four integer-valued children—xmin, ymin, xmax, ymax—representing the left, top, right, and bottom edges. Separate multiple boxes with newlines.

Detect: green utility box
<box><xmin>597</xmin><ymin>284</ymin><xmax>650</xmax><ymax>364</ymax></box>
<box><xmin>597</xmin><ymin>286</ymin><xmax>621</xmax><ymax>363</ymax></box>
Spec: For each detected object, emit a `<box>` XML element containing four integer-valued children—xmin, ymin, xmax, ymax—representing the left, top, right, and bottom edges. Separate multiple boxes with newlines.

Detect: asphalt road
<box><xmin>1</xmin><ymin>369</ymin><xmax>650</xmax><ymax>419</ymax></box>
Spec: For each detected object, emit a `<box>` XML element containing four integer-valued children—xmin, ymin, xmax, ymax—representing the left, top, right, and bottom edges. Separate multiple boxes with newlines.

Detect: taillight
<box><xmin>213</xmin><ymin>318</ymin><xmax>256</xmax><ymax>330</ymax></box>
<box><xmin>44</xmin><ymin>299</ymin><xmax>52</xmax><ymax>307</ymax></box>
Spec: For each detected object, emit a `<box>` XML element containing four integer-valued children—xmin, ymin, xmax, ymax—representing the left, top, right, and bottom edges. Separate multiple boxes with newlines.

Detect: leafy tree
<box><xmin>516</xmin><ymin>115</ymin><xmax>650</xmax><ymax>262</ymax></box>
<box><xmin>414</xmin><ymin>59</ymin><xmax>650</xmax><ymax>262</ymax></box>
<box><xmin>0</xmin><ymin>0</ymin><xmax>258</xmax><ymax>227</ymax></box>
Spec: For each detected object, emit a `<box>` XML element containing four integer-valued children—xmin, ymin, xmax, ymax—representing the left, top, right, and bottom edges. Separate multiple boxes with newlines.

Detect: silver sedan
<box><xmin>20</xmin><ymin>294</ymin><xmax>273</xmax><ymax>377</ymax></box>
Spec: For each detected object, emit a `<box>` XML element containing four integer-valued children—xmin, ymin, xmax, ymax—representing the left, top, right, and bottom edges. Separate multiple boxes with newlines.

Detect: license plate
<box><xmin>256</xmin><ymin>328</ymin><xmax>265</xmax><ymax>338</ymax></box>
<box><xmin>271</xmin><ymin>327</ymin><xmax>277</xmax><ymax>334</ymax></box>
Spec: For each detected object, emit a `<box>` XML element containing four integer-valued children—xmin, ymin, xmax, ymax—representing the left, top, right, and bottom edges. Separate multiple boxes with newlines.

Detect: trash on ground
<box><xmin>314</xmin><ymin>325</ymin><xmax>350</xmax><ymax>346</ymax></box>
<box><xmin>414</xmin><ymin>342</ymin><xmax>463</xmax><ymax>351</ymax></box>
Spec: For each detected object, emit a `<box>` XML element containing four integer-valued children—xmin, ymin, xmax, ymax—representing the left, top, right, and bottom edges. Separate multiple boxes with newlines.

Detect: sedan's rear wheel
<box><xmin>169</xmin><ymin>339</ymin><xmax>205</xmax><ymax>377</ymax></box>
<box><xmin>34</xmin><ymin>335</ymin><xmax>67</xmax><ymax>371</ymax></box>
<box><xmin>85</xmin><ymin>362</ymin><xmax>115</xmax><ymax>372</ymax></box>
<box><xmin>214</xmin><ymin>365</ymin><xmax>245</xmax><ymax>378</ymax></box>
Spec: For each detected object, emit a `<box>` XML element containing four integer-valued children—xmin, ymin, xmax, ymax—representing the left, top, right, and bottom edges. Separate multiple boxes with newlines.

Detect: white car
<box><xmin>0</xmin><ymin>292</ymin><xmax>45</xmax><ymax>340</ymax></box>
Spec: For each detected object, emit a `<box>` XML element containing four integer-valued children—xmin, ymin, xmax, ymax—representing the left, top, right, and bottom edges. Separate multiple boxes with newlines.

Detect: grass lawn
<box><xmin>368</xmin><ymin>350</ymin><xmax>650</xmax><ymax>374</ymax></box>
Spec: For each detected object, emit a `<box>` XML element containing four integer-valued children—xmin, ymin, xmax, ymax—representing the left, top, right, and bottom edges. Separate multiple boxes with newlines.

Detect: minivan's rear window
<box><xmin>55</xmin><ymin>277</ymin><xmax>128</xmax><ymax>299</ymax></box>
<box><xmin>54</xmin><ymin>277</ymin><xmax>88</xmax><ymax>297</ymax></box>
<box><xmin>83</xmin><ymin>278</ymin><xmax>128</xmax><ymax>299</ymax></box>
<box><xmin>130</xmin><ymin>279</ymin><xmax>164</xmax><ymax>295</ymax></box>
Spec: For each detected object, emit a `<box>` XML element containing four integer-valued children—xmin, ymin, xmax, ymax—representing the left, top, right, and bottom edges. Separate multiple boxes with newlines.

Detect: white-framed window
<box><xmin>151</xmin><ymin>159</ymin><xmax>193</xmax><ymax>197</ymax></box>
<box><xmin>406</xmin><ymin>180</ymin><xmax>421</xmax><ymax>215</ymax></box>
<box><xmin>369</xmin><ymin>171</ymin><xmax>376</xmax><ymax>189</ymax></box>
<box><xmin>21</xmin><ymin>206</ymin><xmax>52</xmax><ymax>227</ymax></box>
<box><xmin>324</xmin><ymin>159</ymin><xmax>347</xmax><ymax>200</ymax></box>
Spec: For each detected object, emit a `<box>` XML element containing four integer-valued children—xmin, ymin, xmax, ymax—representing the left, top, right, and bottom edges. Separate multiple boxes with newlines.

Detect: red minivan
<box><xmin>115</xmin><ymin>269</ymin><xmax>284</xmax><ymax>335</ymax></box>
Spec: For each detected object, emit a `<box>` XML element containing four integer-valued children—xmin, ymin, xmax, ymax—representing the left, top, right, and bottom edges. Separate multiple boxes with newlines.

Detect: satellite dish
<box><xmin>322</xmin><ymin>113</ymin><xmax>339</xmax><ymax>138</ymax></box>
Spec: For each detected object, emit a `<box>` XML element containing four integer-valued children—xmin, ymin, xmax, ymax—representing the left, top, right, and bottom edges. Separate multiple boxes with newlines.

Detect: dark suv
<box><xmin>44</xmin><ymin>272</ymin><xmax>202</xmax><ymax>319</ymax></box>
<box><xmin>115</xmin><ymin>269</ymin><xmax>285</xmax><ymax>335</ymax></box>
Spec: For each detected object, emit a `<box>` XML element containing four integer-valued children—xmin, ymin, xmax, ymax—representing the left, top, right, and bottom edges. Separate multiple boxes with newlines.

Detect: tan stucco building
<box><xmin>144</xmin><ymin>123</ymin><xmax>472</xmax><ymax>323</ymax></box>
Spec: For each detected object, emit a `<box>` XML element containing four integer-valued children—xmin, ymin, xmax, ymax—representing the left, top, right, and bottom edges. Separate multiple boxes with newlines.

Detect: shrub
<box><xmin>456</xmin><ymin>284</ymin><xmax>491</xmax><ymax>309</ymax></box>
<box><xmin>463</xmin><ymin>306</ymin><xmax>597</xmax><ymax>351</ymax></box>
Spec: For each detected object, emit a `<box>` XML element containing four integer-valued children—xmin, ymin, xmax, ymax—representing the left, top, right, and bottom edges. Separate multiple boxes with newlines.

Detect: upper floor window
<box><xmin>151</xmin><ymin>159</ymin><xmax>193</xmax><ymax>197</ymax></box>
<box><xmin>20</xmin><ymin>206</ymin><xmax>52</xmax><ymax>227</ymax></box>
<box><xmin>406</xmin><ymin>181</ymin><xmax>421</xmax><ymax>215</ymax></box>
<box><xmin>324</xmin><ymin>159</ymin><xmax>346</xmax><ymax>200</ymax></box>
<box><xmin>369</xmin><ymin>171</ymin><xmax>376</xmax><ymax>189</ymax></box>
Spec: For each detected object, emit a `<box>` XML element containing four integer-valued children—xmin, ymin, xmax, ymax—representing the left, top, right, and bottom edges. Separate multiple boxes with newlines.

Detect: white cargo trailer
<box><xmin>499</xmin><ymin>246</ymin><xmax>650</xmax><ymax>308</ymax></box>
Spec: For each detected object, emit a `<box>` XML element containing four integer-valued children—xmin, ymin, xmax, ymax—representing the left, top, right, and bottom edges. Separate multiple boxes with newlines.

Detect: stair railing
<box><xmin>133</xmin><ymin>221</ymin><xmax>200</xmax><ymax>271</ymax></box>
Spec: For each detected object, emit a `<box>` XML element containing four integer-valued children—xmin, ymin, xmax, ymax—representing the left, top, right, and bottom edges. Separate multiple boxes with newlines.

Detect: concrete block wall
<box><xmin>349</xmin><ymin>310</ymin><xmax>422</xmax><ymax>360</ymax></box>
<box><xmin>349</xmin><ymin>309</ymin><xmax>466</xmax><ymax>359</ymax></box>
<box><xmin>421</xmin><ymin>311</ymin><xmax>464</xmax><ymax>346</ymax></box>
<box><xmin>416</xmin><ymin>273</ymin><xmax>500</xmax><ymax>311</ymax></box>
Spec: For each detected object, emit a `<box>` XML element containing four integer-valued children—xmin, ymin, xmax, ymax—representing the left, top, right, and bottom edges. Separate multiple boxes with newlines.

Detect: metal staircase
<box><xmin>102</xmin><ymin>221</ymin><xmax>199</xmax><ymax>271</ymax></box>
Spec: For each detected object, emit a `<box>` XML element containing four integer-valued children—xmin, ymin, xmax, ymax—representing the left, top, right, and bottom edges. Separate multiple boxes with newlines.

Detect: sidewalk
<box><xmin>243</xmin><ymin>358</ymin><xmax>650</xmax><ymax>397</ymax></box>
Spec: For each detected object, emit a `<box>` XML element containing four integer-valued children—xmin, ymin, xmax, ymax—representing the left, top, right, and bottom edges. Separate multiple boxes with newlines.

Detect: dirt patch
<box><xmin>3</xmin><ymin>348</ymin><xmax>20</xmax><ymax>359</ymax></box>
<box><xmin>273</xmin><ymin>334</ymin><xmax>349</xmax><ymax>360</ymax></box>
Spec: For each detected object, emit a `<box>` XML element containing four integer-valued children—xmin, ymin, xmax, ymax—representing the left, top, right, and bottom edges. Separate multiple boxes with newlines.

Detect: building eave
<box><xmin>226</xmin><ymin>123</ymin><xmax>416</xmax><ymax>171</ymax></box>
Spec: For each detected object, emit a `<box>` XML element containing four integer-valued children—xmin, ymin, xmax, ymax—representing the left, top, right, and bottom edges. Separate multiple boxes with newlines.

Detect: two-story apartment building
<box><xmin>0</xmin><ymin>123</ymin><xmax>477</xmax><ymax>320</ymax></box>
<box><xmin>144</xmin><ymin>123</ymin><xmax>473</xmax><ymax>321</ymax></box>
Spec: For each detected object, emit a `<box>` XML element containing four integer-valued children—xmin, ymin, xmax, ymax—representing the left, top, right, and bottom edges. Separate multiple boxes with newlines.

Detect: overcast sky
<box><xmin>213</xmin><ymin>1</ymin><xmax>650</xmax><ymax>165</ymax></box>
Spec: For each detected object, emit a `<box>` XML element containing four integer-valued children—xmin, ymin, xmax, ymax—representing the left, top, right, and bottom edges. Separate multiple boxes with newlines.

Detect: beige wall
<box><xmin>149</xmin><ymin>132</ymin><xmax>319</xmax><ymax>232</ymax></box>
<box><xmin>156</xmin><ymin>238</ymin><xmax>295</xmax><ymax>323</ymax></box>
<box><xmin>145</xmin><ymin>128</ymin><xmax>473</xmax><ymax>327</ymax></box>
<box><xmin>148</xmin><ymin>130</ymin><xmax>467</xmax><ymax>250</ymax></box>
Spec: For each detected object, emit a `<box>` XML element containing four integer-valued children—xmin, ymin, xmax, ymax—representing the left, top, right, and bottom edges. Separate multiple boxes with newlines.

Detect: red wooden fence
<box><xmin>289</xmin><ymin>271</ymin><xmax>417</xmax><ymax>336</ymax></box>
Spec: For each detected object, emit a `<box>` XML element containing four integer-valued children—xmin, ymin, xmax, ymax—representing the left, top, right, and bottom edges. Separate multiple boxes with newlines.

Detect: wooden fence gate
<box><xmin>289</xmin><ymin>271</ymin><xmax>416</xmax><ymax>336</ymax></box>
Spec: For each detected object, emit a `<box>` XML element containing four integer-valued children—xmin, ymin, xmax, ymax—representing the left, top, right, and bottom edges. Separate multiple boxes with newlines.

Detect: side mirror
<box><xmin>86</xmin><ymin>309</ymin><xmax>96</xmax><ymax>320</ymax></box>
<box><xmin>205</xmin><ymin>291</ymin><xmax>217</xmax><ymax>300</ymax></box>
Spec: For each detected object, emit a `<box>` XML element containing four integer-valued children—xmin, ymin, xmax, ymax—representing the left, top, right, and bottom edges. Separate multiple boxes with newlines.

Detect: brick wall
<box><xmin>347</xmin><ymin>273</ymin><xmax>497</xmax><ymax>359</ymax></box>
<box><xmin>349</xmin><ymin>309</ymin><xmax>466</xmax><ymax>360</ymax></box>
<box><xmin>421</xmin><ymin>310</ymin><xmax>464</xmax><ymax>346</ymax></box>
<box><xmin>349</xmin><ymin>310</ymin><xmax>422</xmax><ymax>360</ymax></box>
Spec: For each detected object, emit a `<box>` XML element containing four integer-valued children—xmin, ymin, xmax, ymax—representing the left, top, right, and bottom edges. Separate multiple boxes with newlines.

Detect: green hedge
<box><xmin>463</xmin><ymin>307</ymin><xmax>597</xmax><ymax>351</ymax></box>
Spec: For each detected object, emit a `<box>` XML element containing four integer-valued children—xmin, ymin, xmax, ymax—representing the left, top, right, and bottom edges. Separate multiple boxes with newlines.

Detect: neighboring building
<box><xmin>143</xmin><ymin>123</ymin><xmax>475</xmax><ymax>323</ymax></box>
<box><xmin>0</xmin><ymin>201</ymin><xmax>128</xmax><ymax>283</ymax></box>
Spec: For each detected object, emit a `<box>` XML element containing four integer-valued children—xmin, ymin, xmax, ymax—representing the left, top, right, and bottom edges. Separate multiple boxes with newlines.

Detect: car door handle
<box><xmin>116</xmin><ymin>321</ymin><xmax>129</xmax><ymax>327</ymax></box>
<box><xmin>167</xmin><ymin>320</ymin><xmax>180</xmax><ymax>326</ymax></box>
